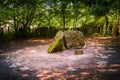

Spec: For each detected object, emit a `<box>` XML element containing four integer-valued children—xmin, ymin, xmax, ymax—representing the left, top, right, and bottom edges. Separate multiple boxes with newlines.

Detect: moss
<box><xmin>47</xmin><ymin>37</ymin><xmax>64</xmax><ymax>53</ymax></box>
<box><xmin>47</xmin><ymin>30</ymin><xmax>85</xmax><ymax>53</ymax></box>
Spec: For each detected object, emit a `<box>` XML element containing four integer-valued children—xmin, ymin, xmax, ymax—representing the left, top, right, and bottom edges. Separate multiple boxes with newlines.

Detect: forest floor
<box><xmin>0</xmin><ymin>37</ymin><xmax>120</xmax><ymax>80</ymax></box>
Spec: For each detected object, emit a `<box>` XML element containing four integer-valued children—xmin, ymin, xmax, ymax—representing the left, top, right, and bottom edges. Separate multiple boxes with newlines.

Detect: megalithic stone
<box><xmin>64</xmin><ymin>30</ymin><xmax>85</xmax><ymax>49</ymax></box>
<box><xmin>47</xmin><ymin>31</ymin><xmax>64</xmax><ymax>53</ymax></box>
<box><xmin>47</xmin><ymin>30</ymin><xmax>85</xmax><ymax>53</ymax></box>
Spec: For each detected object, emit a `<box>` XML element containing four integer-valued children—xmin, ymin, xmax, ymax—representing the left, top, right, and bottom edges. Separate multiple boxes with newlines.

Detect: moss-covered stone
<box><xmin>47</xmin><ymin>30</ymin><xmax>85</xmax><ymax>53</ymax></box>
<box><xmin>64</xmin><ymin>30</ymin><xmax>85</xmax><ymax>49</ymax></box>
<box><xmin>47</xmin><ymin>31</ymin><xmax>64</xmax><ymax>53</ymax></box>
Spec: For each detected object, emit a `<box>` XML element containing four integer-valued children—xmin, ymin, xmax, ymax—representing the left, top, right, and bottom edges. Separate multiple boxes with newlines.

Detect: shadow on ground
<box><xmin>0</xmin><ymin>55</ymin><xmax>39</xmax><ymax>80</ymax></box>
<box><xmin>0</xmin><ymin>37</ymin><xmax>120</xmax><ymax>80</ymax></box>
<box><xmin>0</xmin><ymin>38</ymin><xmax>53</xmax><ymax>53</ymax></box>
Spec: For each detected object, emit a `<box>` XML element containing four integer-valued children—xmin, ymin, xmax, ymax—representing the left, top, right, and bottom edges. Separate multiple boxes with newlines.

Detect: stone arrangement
<box><xmin>47</xmin><ymin>30</ymin><xmax>85</xmax><ymax>54</ymax></box>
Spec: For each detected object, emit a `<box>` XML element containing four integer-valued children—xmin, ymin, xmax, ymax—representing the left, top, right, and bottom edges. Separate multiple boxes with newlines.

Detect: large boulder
<box><xmin>47</xmin><ymin>30</ymin><xmax>85</xmax><ymax>53</ymax></box>
<box><xmin>64</xmin><ymin>30</ymin><xmax>85</xmax><ymax>49</ymax></box>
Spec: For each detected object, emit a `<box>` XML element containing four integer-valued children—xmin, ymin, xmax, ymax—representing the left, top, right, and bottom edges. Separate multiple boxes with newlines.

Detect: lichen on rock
<box><xmin>64</xmin><ymin>30</ymin><xmax>85</xmax><ymax>49</ymax></box>
<box><xmin>47</xmin><ymin>30</ymin><xmax>85</xmax><ymax>53</ymax></box>
<box><xmin>47</xmin><ymin>31</ymin><xmax>64</xmax><ymax>53</ymax></box>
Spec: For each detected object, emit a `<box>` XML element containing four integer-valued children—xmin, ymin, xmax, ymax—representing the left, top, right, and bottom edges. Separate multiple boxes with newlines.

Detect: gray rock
<box><xmin>47</xmin><ymin>30</ymin><xmax>85</xmax><ymax>53</ymax></box>
<box><xmin>64</xmin><ymin>30</ymin><xmax>85</xmax><ymax>49</ymax></box>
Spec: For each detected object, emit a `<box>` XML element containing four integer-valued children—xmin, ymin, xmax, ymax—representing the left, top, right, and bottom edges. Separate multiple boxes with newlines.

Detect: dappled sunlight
<box><xmin>80</xmin><ymin>72</ymin><xmax>90</xmax><ymax>75</ymax></box>
<box><xmin>22</xmin><ymin>74</ymin><xmax>29</xmax><ymax>77</ymax></box>
<box><xmin>4</xmin><ymin>37</ymin><xmax>118</xmax><ymax>71</ymax></box>
<box><xmin>110</xmin><ymin>64</ymin><xmax>120</xmax><ymax>67</ymax></box>
<box><xmin>1</xmin><ymin>37</ymin><xmax>120</xmax><ymax>80</ymax></box>
<box><xmin>97</xmin><ymin>69</ymin><xmax>118</xmax><ymax>72</ymax></box>
<box><xmin>28</xmin><ymin>39</ymin><xmax>53</xmax><ymax>44</ymax></box>
<box><xmin>35</xmin><ymin>69</ymin><xmax>64</xmax><ymax>80</ymax></box>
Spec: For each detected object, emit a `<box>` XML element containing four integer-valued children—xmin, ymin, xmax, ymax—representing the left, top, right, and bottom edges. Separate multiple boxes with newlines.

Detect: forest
<box><xmin>0</xmin><ymin>0</ymin><xmax>120</xmax><ymax>41</ymax></box>
<box><xmin>0</xmin><ymin>0</ymin><xmax>120</xmax><ymax>80</ymax></box>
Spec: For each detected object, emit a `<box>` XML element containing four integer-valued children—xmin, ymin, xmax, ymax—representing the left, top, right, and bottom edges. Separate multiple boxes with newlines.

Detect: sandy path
<box><xmin>0</xmin><ymin>37</ymin><xmax>120</xmax><ymax>80</ymax></box>
<box><xmin>4</xmin><ymin>37</ymin><xmax>116</xmax><ymax>71</ymax></box>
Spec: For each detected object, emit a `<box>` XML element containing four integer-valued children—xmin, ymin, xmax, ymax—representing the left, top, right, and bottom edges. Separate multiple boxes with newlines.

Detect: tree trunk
<box><xmin>13</xmin><ymin>17</ymin><xmax>19</xmax><ymax>39</ymax></box>
<box><xmin>116</xmin><ymin>13</ymin><xmax>120</xmax><ymax>36</ymax></box>
<box><xmin>22</xmin><ymin>7</ymin><xmax>35</xmax><ymax>38</ymax></box>
<box><xmin>61</xmin><ymin>3</ymin><xmax>67</xmax><ymax>30</ymax></box>
<box><xmin>104</xmin><ymin>15</ymin><xmax>109</xmax><ymax>36</ymax></box>
<box><xmin>112</xmin><ymin>11</ymin><xmax>120</xmax><ymax>37</ymax></box>
<box><xmin>8</xmin><ymin>27</ymin><xmax>10</xmax><ymax>34</ymax></box>
<box><xmin>73</xmin><ymin>2</ymin><xmax>78</xmax><ymax>28</ymax></box>
<box><xmin>115</xmin><ymin>14</ymin><xmax>119</xmax><ymax>37</ymax></box>
<box><xmin>62</xmin><ymin>10</ymin><xmax>65</xmax><ymax>29</ymax></box>
<box><xmin>0</xmin><ymin>28</ymin><xmax>4</xmax><ymax>36</ymax></box>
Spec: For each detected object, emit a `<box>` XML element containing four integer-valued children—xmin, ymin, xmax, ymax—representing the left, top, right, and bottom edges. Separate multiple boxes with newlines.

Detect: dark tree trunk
<box><xmin>61</xmin><ymin>3</ymin><xmax>67</xmax><ymax>30</ymax></box>
<box><xmin>112</xmin><ymin>11</ymin><xmax>120</xmax><ymax>37</ymax></box>
<box><xmin>8</xmin><ymin>27</ymin><xmax>10</xmax><ymax>34</ymax></box>
<box><xmin>13</xmin><ymin>17</ymin><xmax>19</xmax><ymax>39</ymax></box>
<box><xmin>22</xmin><ymin>7</ymin><xmax>35</xmax><ymax>38</ymax></box>
<box><xmin>1</xmin><ymin>28</ymin><xmax>4</xmax><ymax>36</ymax></box>
<box><xmin>104</xmin><ymin>15</ymin><xmax>109</xmax><ymax>36</ymax></box>
<box><xmin>62</xmin><ymin>9</ymin><xmax>66</xmax><ymax>29</ymax></box>
<box><xmin>73</xmin><ymin>1</ymin><xmax>78</xmax><ymax>28</ymax></box>
<box><xmin>115</xmin><ymin>14</ymin><xmax>120</xmax><ymax>37</ymax></box>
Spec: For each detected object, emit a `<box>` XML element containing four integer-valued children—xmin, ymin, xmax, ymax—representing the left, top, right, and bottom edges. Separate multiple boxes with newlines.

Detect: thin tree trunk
<box><xmin>14</xmin><ymin>17</ymin><xmax>19</xmax><ymax>39</ymax></box>
<box><xmin>104</xmin><ymin>15</ymin><xmax>109</xmax><ymax>36</ymax></box>
<box><xmin>61</xmin><ymin>3</ymin><xmax>67</xmax><ymax>30</ymax></box>
<box><xmin>115</xmin><ymin>12</ymin><xmax>119</xmax><ymax>37</ymax></box>
<box><xmin>8</xmin><ymin>27</ymin><xmax>10</xmax><ymax>34</ymax></box>
<box><xmin>22</xmin><ymin>7</ymin><xmax>35</xmax><ymax>38</ymax></box>
<box><xmin>73</xmin><ymin>2</ymin><xmax>78</xmax><ymax>28</ymax></box>
<box><xmin>112</xmin><ymin>11</ymin><xmax>119</xmax><ymax>37</ymax></box>
<box><xmin>63</xmin><ymin>15</ymin><xmax>65</xmax><ymax>29</ymax></box>
<box><xmin>47</xmin><ymin>0</ymin><xmax>51</xmax><ymax>28</ymax></box>
<box><xmin>1</xmin><ymin>28</ymin><xmax>4</xmax><ymax>36</ymax></box>
<box><xmin>62</xmin><ymin>9</ymin><xmax>65</xmax><ymax>29</ymax></box>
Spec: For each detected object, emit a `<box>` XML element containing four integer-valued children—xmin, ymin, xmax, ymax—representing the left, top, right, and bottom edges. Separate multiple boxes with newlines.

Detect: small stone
<box><xmin>74</xmin><ymin>49</ymin><xmax>83</xmax><ymax>55</ymax></box>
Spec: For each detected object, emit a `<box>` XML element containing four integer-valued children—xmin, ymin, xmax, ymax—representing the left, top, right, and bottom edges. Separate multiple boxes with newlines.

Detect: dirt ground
<box><xmin>0</xmin><ymin>37</ymin><xmax>120</xmax><ymax>80</ymax></box>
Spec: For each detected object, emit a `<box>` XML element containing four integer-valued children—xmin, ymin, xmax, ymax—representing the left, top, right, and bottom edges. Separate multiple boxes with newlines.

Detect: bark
<box><xmin>115</xmin><ymin>13</ymin><xmax>119</xmax><ymax>37</ymax></box>
<box><xmin>73</xmin><ymin>2</ymin><xmax>78</xmax><ymax>28</ymax></box>
<box><xmin>22</xmin><ymin>7</ymin><xmax>35</xmax><ymax>38</ymax></box>
<box><xmin>61</xmin><ymin>3</ymin><xmax>67</xmax><ymax>29</ymax></box>
<box><xmin>13</xmin><ymin>17</ymin><xmax>19</xmax><ymax>39</ymax></box>
<box><xmin>112</xmin><ymin>11</ymin><xmax>120</xmax><ymax>37</ymax></box>
<box><xmin>61</xmin><ymin>9</ymin><xmax>66</xmax><ymax>29</ymax></box>
<box><xmin>104</xmin><ymin>15</ymin><xmax>109</xmax><ymax>36</ymax></box>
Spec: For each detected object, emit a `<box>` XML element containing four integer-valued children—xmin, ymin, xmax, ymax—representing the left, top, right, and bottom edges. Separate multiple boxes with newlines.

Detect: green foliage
<box><xmin>0</xmin><ymin>0</ymin><xmax>120</xmax><ymax>40</ymax></box>
<box><xmin>89</xmin><ymin>4</ymin><xmax>109</xmax><ymax>17</ymax></box>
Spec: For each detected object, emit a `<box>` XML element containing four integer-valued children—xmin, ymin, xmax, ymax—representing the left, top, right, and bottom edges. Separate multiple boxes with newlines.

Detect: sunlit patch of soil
<box><xmin>4</xmin><ymin>37</ymin><xmax>117</xmax><ymax>70</ymax></box>
<box><xmin>1</xmin><ymin>37</ymin><xmax>120</xmax><ymax>80</ymax></box>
